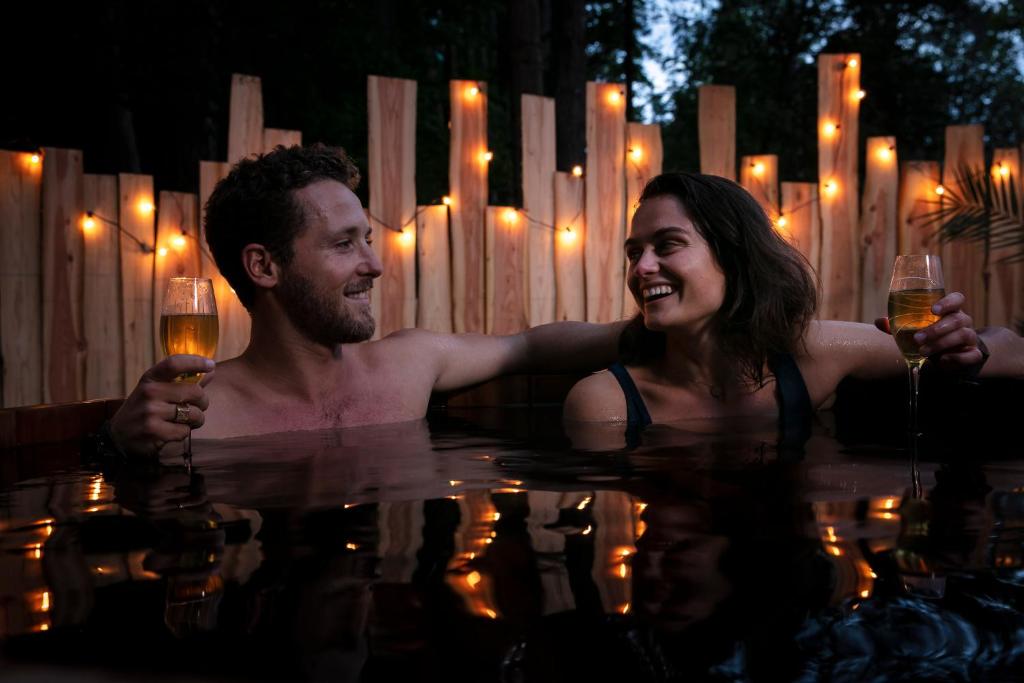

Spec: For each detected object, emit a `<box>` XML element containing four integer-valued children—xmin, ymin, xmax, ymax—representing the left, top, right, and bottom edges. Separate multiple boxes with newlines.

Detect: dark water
<box><xmin>1</xmin><ymin>406</ymin><xmax>1023</xmax><ymax>682</ymax></box>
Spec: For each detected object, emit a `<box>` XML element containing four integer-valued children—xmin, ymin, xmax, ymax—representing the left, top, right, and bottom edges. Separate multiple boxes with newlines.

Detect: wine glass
<box><xmin>160</xmin><ymin>277</ymin><xmax>218</xmax><ymax>465</ymax></box>
<box><xmin>887</xmin><ymin>255</ymin><xmax>944</xmax><ymax>436</ymax></box>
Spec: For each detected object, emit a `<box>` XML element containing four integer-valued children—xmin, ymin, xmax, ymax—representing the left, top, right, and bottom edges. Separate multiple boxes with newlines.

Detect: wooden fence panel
<box><xmin>416</xmin><ymin>205</ymin><xmax>452</xmax><ymax>332</ymax></box>
<box><xmin>368</xmin><ymin>75</ymin><xmax>417</xmax><ymax>337</ymax></box>
<box><xmin>118</xmin><ymin>173</ymin><xmax>155</xmax><ymax>394</ymax></box>
<box><xmin>897</xmin><ymin>161</ymin><xmax>941</xmax><ymax>255</ymax></box>
<box><xmin>554</xmin><ymin>172</ymin><xmax>585</xmax><ymax>321</ymax></box>
<box><xmin>739</xmin><ymin>154</ymin><xmax>779</xmax><ymax>219</ymax></box>
<box><xmin>698</xmin><ymin>85</ymin><xmax>736</xmax><ymax>181</ymax></box>
<box><xmin>860</xmin><ymin>137</ymin><xmax>898</xmax><ymax>322</ymax></box>
<box><xmin>154</xmin><ymin>191</ymin><xmax>201</xmax><ymax>358</ymax></box>
<box><xmin>521</xmin><ymin>94</ymin><xmax>556</xmax><ymax>327</ymax></box>
<box><xmin>818</xmin><ymin>53</ymin><xmax>861</xmax><ymax>321</ymax></box>
<box><xmin>990</xmin><ymin>147</ymin><xmax>1021</xmax><ymax>328</ymax></box>
<box><xmin>263</xmin><ymin>128</ymin><xmax>301</xmax><ymax>152</ymax></box>
<box><xmin>780</xmin><ymin>182</ymin><xmax>821</xmax><ymax>276</ymax></box>
<box><xmin>198</xmin><ymin>161</ymin><xmax>250</xmax><ymax>361</ymax></box>
<box><xmin>585</xmin><ymin>82</ymin><xmax>626</xmax><ymax>323</ymax></box>
<box><xmin>624</xmin><ymin>123</ymin><xmax>663</xmax><ymax>318</ymax></box>
<box><xmin>449</xmin><ymin>80</ymin><xmax>488</xmax><ymax>333</ymax></box>
<box><xmin>41</xmin><ymin>148</ymin><xmax>85</xmax><ymax>403</ymax></box>
<box><xmin>228</xmin><ymin>74</ymin><xmax>264</xmax><ymax>164</ymax></box>
<box><xmin>942</xmin><ymin>125</ymin><xmax>986</xmax><ymax>322</ymax></box>
<box><xmin>0</xmin><ymin>151</ymin><xmax>43</xmax><ymax>407</ymax></box>
<box><xmin>82</xmin><ymin>174</ymin><xmax>123</xmax><ymax>399</ymax></box>
<box><xmin>486</xmin><ymin>207</ymin><xmax>529</xmax><ymax>334</ymax></box>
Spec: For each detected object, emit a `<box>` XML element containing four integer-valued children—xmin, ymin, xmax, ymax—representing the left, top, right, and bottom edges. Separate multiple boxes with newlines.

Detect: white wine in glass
<box><xmin>887</xmin><ymin>255</ymin><xmax>944</xmax><ymax>434</ymax></box>
<box><xmin>160</xmin><ymin>277</ymin><xmax>218</xmax><ymax>465</ymax></box>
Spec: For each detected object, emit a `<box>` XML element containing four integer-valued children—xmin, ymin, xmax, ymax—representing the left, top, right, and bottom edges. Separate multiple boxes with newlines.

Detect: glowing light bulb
<box><xmin>81</xmin><ymin>214</ymin><xmax>96</xmax><ymax>232</ymax></box>
<box><xmin>934</xmin><ymin>184</ymin><xmax>945</xmax><ymax>196</ymax></box>
<box><xmin>824</xmin><ymin>180</ymin><xmax>838</xmax><ymax>196</ymax></box>
<box><xmin>855</xmin><ymin>89</ymin><xmax>866</xmax><ymax>100</ymax></box>
<box><xmin>775</xmin><ymin>215</ymin><xmax>787</xmax><ymax>229</ymax></box>
<box><xmin>877</xmin><ymin>146</ymin><xmax>893</xmax><ymax>162</ymax></box>
<box><xmin>398</xmin><ymin>228</ymin><xmax>415</xmax><ymax>246</ymax></box>
<box><xmin>503</xmin><ymin>208</ymin><xmax>518</xmax><ymax>224</ymax></box>
<box><xmin>629</xmin><ymin>147</ymin><xmax>642</xmax><ymax>161</ymax></box>
<box><xmin>466</xmin><ymin>571</ymin><xmax>482</xmax><ymax>588</ymax></box>
<box><xmin>157</xmin><ymin>246</ymin><xmax>169</xmax><ymax>257</ymax></box>
<box><xmin>559</xmin><ymin>226</ymin><xmax>577</xmax><ymax>245</ymax></box>
<box><xmin>571</xmin><ymin>165</ymin><xmax>583</xmax><ymax>177</ymax></box>
<box><xmin>822</xmin><ymin>122</ymin><xmax>837</xmax><ymax>138</ymax></box>
<box><xmin>465</xmin><ymin>85</ymin><xmax>480</xmax><ymax>99</ymax></box>
<box><xmin>847</xmin><ymin>58</ymin><xmax>859</xmax><ymax>68</ymax></box>
<box><xmin>607</xmin><ymin>89</ymin><xmax>622</xmax><ymax>105</ymax></box>
<box><xmin>997</xmin><ymin>163</ymin><xmax>1010</xmax><ymax>178</ymax></box>
<box><xmin>442</xmin><ymin>195</ymin><xmax>453</xmax><ymax>206</ymax></box>
<box><xmin>479</xmin><ymin>150</ymin><xmax>493</xmax><ymax>164</ymax></box>
<box><xmin>752</xmin><ymin>161</ymin><xmax>765</xmax><ymax>176</ymax></box>
<box><xmin>29</xmin><ymin>153</ymin><xmax>41</xmax><ymax>165</ymax></box>
<box><xmin>171</xmin><ymin>234</ymin><xmax>187</xmax><ymax>250</ymax></box>
<box><xmin>137</xmin><ymin>199</ymin><xmax>154</xmax><ymax>215</ymax></box>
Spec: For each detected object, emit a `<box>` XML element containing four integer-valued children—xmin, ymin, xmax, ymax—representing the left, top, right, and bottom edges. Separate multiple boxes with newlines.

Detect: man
<box><xmin>111</xmin><ymin>144</ymin><xmax>623</xmax><ymax>455</ymax></box>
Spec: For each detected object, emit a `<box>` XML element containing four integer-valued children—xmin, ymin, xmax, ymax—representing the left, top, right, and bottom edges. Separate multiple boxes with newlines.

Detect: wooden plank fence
<box><xmin>1</xmin><ymin>56</ymin><xmax>1021</xmax><ymax>409</ymax></box>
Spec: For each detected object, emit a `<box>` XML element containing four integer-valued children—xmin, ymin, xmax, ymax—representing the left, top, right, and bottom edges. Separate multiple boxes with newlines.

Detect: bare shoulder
<box><xmin>796</xmin><ymin>320</ymin><xmax>905</xmax><ymax>404</ymax></box>
<box><xmin>563</xmin><ymin>370</ymin><xmax>628</xmax><ymax>422</ymax></box>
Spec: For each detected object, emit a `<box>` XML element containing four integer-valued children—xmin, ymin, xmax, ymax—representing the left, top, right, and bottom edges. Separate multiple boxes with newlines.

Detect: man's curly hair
<box><xmin>204</xmin><ymin>143</ymin><xmax>361</xmax><ymax>310</ymax></box>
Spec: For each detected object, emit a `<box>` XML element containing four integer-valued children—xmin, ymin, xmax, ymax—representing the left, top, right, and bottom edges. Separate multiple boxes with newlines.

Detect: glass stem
<box><xmin>907</xmin><ymin>361</ymin><xmax>923</xmax><ymax>436</ymax></box>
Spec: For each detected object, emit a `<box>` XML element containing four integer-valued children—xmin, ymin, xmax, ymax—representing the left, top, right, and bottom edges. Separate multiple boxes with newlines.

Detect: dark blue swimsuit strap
<box><xmin>607</xmin><ymin>363</ymin><xmax>651</xmax><ymax>449</ymax></box>
<box><xmin>766</xmin><ymin>352</ymin><xmax>813</xmax><ymax>449</ymax></box>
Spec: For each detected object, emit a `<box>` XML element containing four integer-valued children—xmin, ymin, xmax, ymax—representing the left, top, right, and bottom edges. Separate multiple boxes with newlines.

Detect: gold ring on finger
<box><xmin>173</xmin><ymin>403</ymin><xmax>190</xmax><ymax>424</ymax></box>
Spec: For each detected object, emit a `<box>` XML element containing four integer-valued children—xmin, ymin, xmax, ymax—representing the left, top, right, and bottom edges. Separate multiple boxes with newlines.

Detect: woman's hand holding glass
<box><xmin>876</xmin><ymin>290</ymin><xmax>984</xmax><ymax>369</ymax></box>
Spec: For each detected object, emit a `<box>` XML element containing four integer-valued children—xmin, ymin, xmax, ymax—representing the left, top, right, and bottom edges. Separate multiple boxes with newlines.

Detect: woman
<box><xmin>564</xmin><ymin>172</ymin><xmax>1023</xmax><ymax>444</ymax></box>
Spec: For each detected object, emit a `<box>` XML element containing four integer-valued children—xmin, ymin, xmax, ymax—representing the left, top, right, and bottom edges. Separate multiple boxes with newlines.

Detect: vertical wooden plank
<box><xmin>554</xmin><ymin>172</ymin><xmax>586</xmax><ymax>321</ymax></box>
<box><xmin>942</xmin><ymin>125</ymin><xmax>986</xmax><ymax>322</ymax></box>
<box><xmin>118</xmin><ymin>173</ymin><xmax>155</xmax><ymax>395</ymax></box>
<box><xmin>859</xmin><ymin>137</ymin><xmax>899</xmax><ymax>322</ymax></box>
<box><xmin>262</xmin><ymin>128</ymin><xmax>302</xmax><ymax>152</ymax></box>
<box><xmin>199</xmin><ymin>161</ymin><xmax>250</xmax><ymax>361</ymax></box>
<box><xmin>485</xmin><ymin>207</ymin><xmax>529</xmax><ymax>334</ymax></box>
<box><xmin>897</xmin><ymin>161</ymin><xmax>941</xmax><ymax>255</ymax></box>
<box><xmin>739</xmin><ymin>154</ymin><xmax>779</xmax><ymax>219</ymax></box>
<box><xmin>989</xmin><ymin>148</ymin><xmax>1021</xmax><ymax>328</ymax></box>
<box><xmin>818</xmin><ymin>53</ymin><xmax>861</xmax><ymax>321</ymax></box>
<box><xmin>0</xmin><ymin>151</ymin><xmax>43</xmax><ymax>407</ymax></box>
<box><xmin>368</xmin><ymin>76</ymin><xmax>417</xmax><ymax>337</ymax></box>
<box><xmin>521</xmin><ymin>94</ymin><xmax>557</xmax><ymax>326</ymax></box>
<box><xmin>698</xmin><ymin>85</ymin><xmax>736</xmax><ymax>181</ymax></box>
<box><xmin>780</xmin><ymin>182</ymin><xmax>821</xmax><ymax>277</ymax></box>
<box><xmin>449</xmin><ymin>80</ymin><xmax>488</xmax><ymax>333</ymax></box>
<box><xmin>416</xmin><ymin>205</ymin><xmax>452</xmax><ymax>332</ymax></box>
<box><xmin>41</xmin><ymin>148</ymin><xmax>85</xmax><ymax>403</ymax></box>
<box><xmin>82</xmin><ymin>174</ymin><xmax>123</xmax><ymax>399</ymax></box>
<box><xmin>624</xmin><ymin>123</ymin><xmax>663</xmax><ymax>318</ymax></box>
<box><xmin>585</xmin><ymin>82</ymin><xmax>626</xmax><ymax>323</ymax></box>
<box><xmin>153</xmin><ymin>191</ymin><xmax>201</xmax><ymax>358</ymax></box>
<box><xmin>228</xmin><ymin>74</ymin><xmax>264</xmax><ymax>165</ymax></box>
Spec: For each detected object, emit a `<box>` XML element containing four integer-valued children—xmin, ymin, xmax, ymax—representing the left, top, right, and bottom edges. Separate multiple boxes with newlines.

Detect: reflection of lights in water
<box><xmin>827</xmin><ymin>545</ymin><xmax>842</xmax><ymax>556</ymax></box>
<box><xmin>38</xmin><ymin>591</ymin><xmax>50</xmax><ymax>612</ymax></box>
<box><xmin>884</xmin><ymin>498</ymin><xmax>896</xmax><ymax>509</ymax></box>
<box><xmin>492</xmin><ymin>488</ymin><xmax>526</xmax><ymax>494</ymax></box>
<box><xmin>489</xmin><ymin>531</ymin><xmax>497</xmax><ymax>538</ymax></box>
<box><xmin>581</xmin><ymin>525</ymin><xmax>593</xmax><ymax>536</ymax></box>
<box><xmin>484</xmin><ymin>538</ymin><xmax>493</xmax><ymax>544</ymax></box>
<box><xmin>35</xmin><ymin>623</ymin><xmax>49</xmax><ymax>632</ymax></box>
<box><xmin>449</xmin><ymin>480</ymin><xmax>462</xmax><ymax>487</ymax></box>
<box><xmin>491</xmin><ymin>512</ymin><xmax>501</xmax><ymax>522</ymax></box>
<box><xmin>860</xmin><ymin>589</ymin><xmax>870</xmax><ymax>598</ymax></box>
<box><xmin>90</xmin><ymin>477</ymin><xmax>103</xmax><ymax>501</ymax></box>
<box><xmin>577</xmin><ymin>496</ymin><xmax>592</xmax><ymax>510</ymax></box>
<box><xmin>635</xmin><ymin>520</ymin><xmax>647</xmax><ymax>539</ymax></box>
<box><xmin>484</xmin><ymin>608</ymin><xmax>497</xmax><ymax>619</ymax></box>
<box><xmin>616</xmin><ymin>564</ymin><xmax>629</xmax><ymax>579</ymax></box>
<box><xmin>613</xmin><ymin>545</ymin><xmax>635</xmax><ymax>558</ymax></box>
<box><xmin>343</xmin><ymin>503</ymin><xmax>357</xmax><ymax>509</ymax></box>
<box><xmin>446</xmin><ymin>495</ymin><xmax>462</xmax><ymax>500</ymax></box>
<box><xmin>825</xmin><ymin>526</ymin><xmax>838</xmax><ymax>542</ymax></box>
<box><xmin>466</xmin><ymin>571</ymin><xmax>482</xmax><ymax>589</ymax></box>
<box><xmin>345</xmin><ymin>543</ymin><xmax>359</xmax><ymax>551</ymax></box>
<box><xmin>619</xmin><ymin>603</ymin><xmax>630</xmax><ymax>615</ymax></box>
<box><xmin>85</xmin><ymin>506</ymin><xmax>101</xmax><ymax>513</ymax></box>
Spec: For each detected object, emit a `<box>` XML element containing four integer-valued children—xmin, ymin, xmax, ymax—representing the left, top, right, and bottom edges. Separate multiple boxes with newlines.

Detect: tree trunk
<box><xmin>505</xmin><ymin>0</ymin><xmax>544</xmax><ymax>206</ymax></box>
<box><xmin>552</xmin><ymin>0</ymin><xmax>586</xmax><ymax>171</ymax></box>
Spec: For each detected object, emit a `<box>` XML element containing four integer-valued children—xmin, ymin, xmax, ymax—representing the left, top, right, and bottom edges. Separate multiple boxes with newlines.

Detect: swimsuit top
<box><xmin>606</xmin><ymin>353</ymin><xmax>812</xmax><ymax>450</ymax></box>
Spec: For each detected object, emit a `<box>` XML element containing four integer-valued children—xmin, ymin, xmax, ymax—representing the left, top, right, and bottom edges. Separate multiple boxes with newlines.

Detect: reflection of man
<box><xmin>111</xmin><ymin>145</ymin><xmax>622</xmax><ymax>455</ymax></box>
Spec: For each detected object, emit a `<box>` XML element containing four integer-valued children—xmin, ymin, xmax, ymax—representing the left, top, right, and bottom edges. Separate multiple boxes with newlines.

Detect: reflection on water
<box><xmin>0</xmin><ymin>411</ymin><xmax>1021</xmax><ymax>681</ymax></box>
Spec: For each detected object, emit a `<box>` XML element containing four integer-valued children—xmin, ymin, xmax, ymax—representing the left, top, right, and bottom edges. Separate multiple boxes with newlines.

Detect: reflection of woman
<box><xmin>565</xmin><ymin>173</ymin><xmax>1023</xmax><ymax>443</ymax></box>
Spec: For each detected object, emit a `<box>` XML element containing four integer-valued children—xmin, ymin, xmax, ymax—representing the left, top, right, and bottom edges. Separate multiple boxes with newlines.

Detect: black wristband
<box><xmin>83</xmin><ymin>420</ymin><xmax>128</xmax><ymax>463</ymax></box>
<box><xmin>965</xmin><ymin>337</ymin><xmax>991</xmax><ymax>382</ymax></box>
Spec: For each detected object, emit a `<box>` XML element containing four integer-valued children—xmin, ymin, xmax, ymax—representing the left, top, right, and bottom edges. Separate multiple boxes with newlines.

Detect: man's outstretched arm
<box><xmin>394</xmin><ymin>320</ymin><xmax>627</xmax><ymax>393</ymax></box>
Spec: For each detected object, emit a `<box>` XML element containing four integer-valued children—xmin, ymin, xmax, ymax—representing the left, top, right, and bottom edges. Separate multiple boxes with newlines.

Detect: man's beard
<box><xmin>277</xmin><ymin>268</ymin><xmax>375</xmax><ymax>346</ymax></box>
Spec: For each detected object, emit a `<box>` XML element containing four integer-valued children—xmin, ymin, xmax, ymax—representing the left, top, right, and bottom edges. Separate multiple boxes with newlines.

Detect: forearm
<box><xmin>978</xmin><ymin>327</ymin><xmax>1024</xmax><ymax>379</ymax></box>
<box><xmin>515</xmin><ymin>320</ymin><xmax>627</xmax><ymax>374</ymax></box>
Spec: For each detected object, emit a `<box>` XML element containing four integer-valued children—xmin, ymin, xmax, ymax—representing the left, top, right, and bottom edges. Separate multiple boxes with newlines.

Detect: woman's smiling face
<box><xmin>625</xmin><ymin>194</ymin><xmax>727</xmax><ymax>335</ymax></box>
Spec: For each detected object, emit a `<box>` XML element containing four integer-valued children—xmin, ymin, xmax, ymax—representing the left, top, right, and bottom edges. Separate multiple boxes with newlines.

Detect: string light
<box><xmin>847</xmin><ymin>58</ymin><xmax>859</xmax><ymax>68</ymax></box>
<box><xmin>823</xmin><ymin>179</ymin><xmax>838</xmax><ymax>196</ymax></box>
<box><xmin>629</xmin><ymin>146</ymin><xmax>643</xmax><ymax>161</ymax></box>
<box><xmin>571</xmin><ymin>165</ymin><xmax>583</xmax><ymax>177</ymax></box>
<box><xmin>855</xmin><ymin>89</ymin><xmax>866</xmax><ymax>100</ymax></box>
<box><xmin>398</xmin><ymin>227</ymin><xmax>415</xmax><ymax>246</ymax></box>
<box><xmin>81</xmin><ymin>213</ymin><xmax>97</xmax><ymax>233</ymax></box>
<box><xmin>503</xmin><ymin>208</ymin><xmax>518</xmax><ymax>224</ymax></box>
<box><xmin>479</xmin><ymin>150</ymin><xmax>493</xmax><ymax>164</ymax></box>
<box><xmin>752</xmin><ymin>161</ymin><xmax>766</xmax><ymax>176</ymax></box>
<box><xmin>822</xmin><ymin>121</ymin><xmax>838</xmax><ymax>138</ymax></box>
<box><xmin>157</xmin><ymin>246</ymin><xmax>169</xmax><ymax>257</ymax></box>
<box><xmin>934</xmin><ymin>184</ymin><xmax>945</xmax><ymax>196</ymax></box>
<box><xmin>996</xmin><ymin>163</ymin><xmax>1010</xmax><ymax>178</ymax></box>
<box><xmin>442</xmin><ymin>195</ymin><xmax>453</xmax><ymax>206</ymax></box>
<box><xmin>607</xmin><ymin>89</ymin><xmax>623</xmax><ymax>105</ymax></box>
<box><xmin>137</xmin><ymin>199</ymin><xmax>155</xmax><ymax>215</ymax></box>
<box><xmin>29</xmin><ymin>152</ymin><xmax>42</xmax><ymax>165</ymax></box>
<box><xmin>876</xmin><ymin>145</ymin><xmax>894</xmax><ymax>162</ymax></box>
<box><xmin>775</xmin><ymin>214</ymin><xmax>787</xmax><ymax>229</ymax></box>
<box><xmin>170</xmin><ymin>233</ymin><xmax>187</xmax><ymax>250</ymax></box>
<box><xmin>465</xmin><ymin>84</ymin><xmax>480</xmax><ymax>99</ymax></box>
<box><xmin>559</xmin><ymin>226</ymin><xmax>577</xmax><ymax>245</ymax></box>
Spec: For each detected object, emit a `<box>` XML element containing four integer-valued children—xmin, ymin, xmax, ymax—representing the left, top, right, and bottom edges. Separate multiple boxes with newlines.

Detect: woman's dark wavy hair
<box><xmin>620</xmin><ymin>172</ymin><xmax>818</xmax><ymax>386</ymax></box>
<box><xmin>204</xmin><ymin>143</ymin><xmax>360</xmax><ymax>310</ymax></box>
